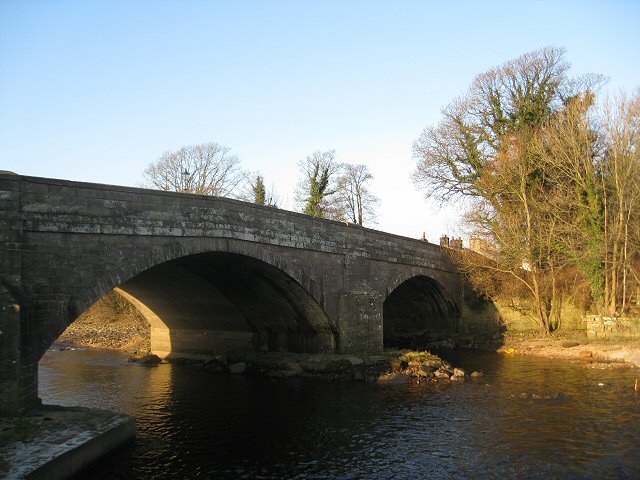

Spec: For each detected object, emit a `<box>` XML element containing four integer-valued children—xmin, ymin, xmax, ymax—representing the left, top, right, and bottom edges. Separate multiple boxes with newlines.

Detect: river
<box><xmin>39</xmin><ymin>347</ymin><xmax>639</xmax><ymax>479</ymax></box>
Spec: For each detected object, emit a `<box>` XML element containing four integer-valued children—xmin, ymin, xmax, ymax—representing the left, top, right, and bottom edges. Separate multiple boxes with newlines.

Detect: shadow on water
<box><xmin>40</xmin><ymin>347</ymin><xmax>640</xmax><ymax>480</ymax></box>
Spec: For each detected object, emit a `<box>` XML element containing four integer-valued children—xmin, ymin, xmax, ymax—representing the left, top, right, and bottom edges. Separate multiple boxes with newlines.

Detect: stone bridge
<box><xmin>1</xmin><ymin>173</ymin><xmax>490</xmax><ymax>412</ymax></box>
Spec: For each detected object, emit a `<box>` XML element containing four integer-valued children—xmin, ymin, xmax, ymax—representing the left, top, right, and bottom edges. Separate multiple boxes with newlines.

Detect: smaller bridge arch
<box><xmin>383</xmin><ymin>274</ymin><xmax>460</xmax><ymax>349</ymax></box>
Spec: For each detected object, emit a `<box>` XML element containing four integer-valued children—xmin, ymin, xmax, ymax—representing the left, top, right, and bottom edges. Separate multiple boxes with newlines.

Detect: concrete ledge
<box><xmin>1</xmin><ymin>406</ymin><xmax>135</xmax><ymax>480</ymax></box>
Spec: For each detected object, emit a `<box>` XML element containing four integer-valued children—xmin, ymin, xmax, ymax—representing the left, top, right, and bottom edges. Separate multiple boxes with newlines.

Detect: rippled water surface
<box><xmin>39</xmin><ymin>348</ymin><xmax>640</xmax><ymax>479</ymax></box>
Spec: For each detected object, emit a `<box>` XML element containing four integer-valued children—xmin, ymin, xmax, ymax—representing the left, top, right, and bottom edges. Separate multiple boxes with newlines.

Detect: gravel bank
<box><xmin>498</xmin><ymin>335</ymin><xmax>640</xmax><ymax>368</ymax></box>
<box><xmin>59</xmin><ymin>290</ymin><xmax>150</xmax><ymax>353</ymax></box>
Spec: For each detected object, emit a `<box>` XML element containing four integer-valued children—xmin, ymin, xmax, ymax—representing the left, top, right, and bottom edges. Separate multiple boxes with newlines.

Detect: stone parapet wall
<box><xmin>585</xmin><ymin>316</ymin><xmax>640</xmax><ymax>340</ymax></box>
<box><xmin>11</xmin><ymin>174</ymin><xmax>450</xmax><ymax>272</ymax></box>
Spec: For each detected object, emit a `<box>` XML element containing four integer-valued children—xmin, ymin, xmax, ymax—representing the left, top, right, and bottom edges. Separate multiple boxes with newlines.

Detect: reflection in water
<box><xmin>39</xmin><ymin>348</ymin><xmax>640</xmax><ymax>479</ymax></box>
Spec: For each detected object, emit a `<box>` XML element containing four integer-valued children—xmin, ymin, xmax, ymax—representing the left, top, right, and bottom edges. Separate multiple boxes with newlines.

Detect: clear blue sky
<box><xmin>1</xmin><ymin>0</ymin><xmax>638</xmax><ymax>240</ymax></box>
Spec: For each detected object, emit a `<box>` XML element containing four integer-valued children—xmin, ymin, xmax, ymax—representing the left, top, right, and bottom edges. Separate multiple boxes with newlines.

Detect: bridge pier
<box><xmin>0</xmin><ymin>174</ymin><xmax>39</xmax><ymax>413</ymax></box>
<box><xmin>0</xmin><ymin>288</ymin><xmax>40</xmax><ymax>414</ymax></box>
<box><xmin>338</xmin><ymin>291</ymin><xmax>384</xmax><ymax>353</ymax></box>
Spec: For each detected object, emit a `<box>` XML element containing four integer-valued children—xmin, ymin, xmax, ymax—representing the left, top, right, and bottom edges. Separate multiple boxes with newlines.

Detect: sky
<box><xmin>1</xmin><ymin>0</ymin><xmax>639</xmax><ymax>242</ymax></box>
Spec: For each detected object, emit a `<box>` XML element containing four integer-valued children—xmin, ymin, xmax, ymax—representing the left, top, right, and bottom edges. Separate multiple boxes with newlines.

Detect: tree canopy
<box><xmin>142</xmin><ymin>142</ymin><xmax>244</xmax><ymax>197</ymax></box>
<box><xmin>413</xmin><ymin>47</ymin><xmax>638</xmax><ymax>331</ymax></box>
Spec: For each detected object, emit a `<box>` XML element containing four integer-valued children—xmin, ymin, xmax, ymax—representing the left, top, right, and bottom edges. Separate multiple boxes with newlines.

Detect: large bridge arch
<box><xmin>50</xmin><ymin>240</ymin><xmax>337</xmax><ymax>362</ymax></box>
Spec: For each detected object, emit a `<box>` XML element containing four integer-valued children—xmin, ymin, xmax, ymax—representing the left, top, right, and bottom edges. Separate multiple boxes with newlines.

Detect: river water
<box><xmin>39</xmin><ymin>348</ymin><xmax>639</xmax><ymax>479</ymax></box>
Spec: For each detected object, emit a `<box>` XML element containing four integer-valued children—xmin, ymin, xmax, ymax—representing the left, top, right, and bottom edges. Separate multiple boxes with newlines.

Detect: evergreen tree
<box><xmin>253</xmin><ymin>175</ymin><xmax>266</xmax><ymax>205</ymax></box>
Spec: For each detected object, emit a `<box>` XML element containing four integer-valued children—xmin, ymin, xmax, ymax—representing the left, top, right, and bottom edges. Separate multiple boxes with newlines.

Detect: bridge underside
<box><xmin>116</xmin><ymin>252</ymin><xmax>337</xmax><ymax>358</ymax></box>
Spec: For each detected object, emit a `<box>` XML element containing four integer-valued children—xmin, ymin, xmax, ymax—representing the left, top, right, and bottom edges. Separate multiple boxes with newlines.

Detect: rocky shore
<box><xmin>129</xmin><ymin>349</ymin><xmax>484</xmax><ymax>384</ymax></box>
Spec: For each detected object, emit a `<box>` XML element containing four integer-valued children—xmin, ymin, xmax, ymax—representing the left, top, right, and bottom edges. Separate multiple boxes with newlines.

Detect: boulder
<box><xmin>417</xmin><ymin>365</ymin><xmax>435</xmax><ymax>378</ymax></box>
<box><xmin>324</xmin><ymin>359</ymin><xmax>354</xmax><ymax>375</ymax></box>
<box><xmin>229</xmin><ymin>362</ymin><xmax>247</xmax><ymax>375</ymax></box>
<box><xmin>280</xmin><ymin>361</ymin><xmax>303</xmax><ymax>373</ymax></box>
<box><xmin>363</xmin><ymin>358</ymin><xmax>392</xmax><ymax>381</ymax></box>
<box><xmin>346</xmin><ymin>356</ymin><xmax>364</xmax><ymax>366</ymax></box>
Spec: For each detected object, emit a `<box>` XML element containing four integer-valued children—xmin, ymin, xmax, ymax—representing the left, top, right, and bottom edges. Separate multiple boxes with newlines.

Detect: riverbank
<box><xmin>0</xmin><ymin>405</ymin><xmax>135</xmax><ymax>480</ymax></box>
<box><xmin>498</xmin><ymin>333</ymin><xmax>640</xmax><ymax>368</ymax></box>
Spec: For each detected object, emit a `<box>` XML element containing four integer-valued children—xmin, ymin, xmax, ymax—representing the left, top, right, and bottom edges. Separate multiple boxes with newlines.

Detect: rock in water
<box><xmin>129</xmin><ymin>354</ymin><xmax>161</xmax><ymax>365</ymax></box>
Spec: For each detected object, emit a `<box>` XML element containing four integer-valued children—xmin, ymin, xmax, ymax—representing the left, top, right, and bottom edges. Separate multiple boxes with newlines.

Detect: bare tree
<box><xmin>412</xmin><ymin>47</ymin><xmax>603</xmax><ymax>204</ymax></box>
<box><xmin>601</xmin><ymin>91</ymin><xmax>640</xmax><ymax>314</ymax></box>
<box><xmin>142</xmin><ymin>142</ymin><xmax>245</xmax><ymax>196</ymax></box>
<box><xmin>335</xmin><ymin>163</ymin><xmax>380</xmax><ymax>226</ymax></box>
<box><xmin>527</xmin><ymin>93</ymin><xmax>604</xmax><ymax>313</ymax></box>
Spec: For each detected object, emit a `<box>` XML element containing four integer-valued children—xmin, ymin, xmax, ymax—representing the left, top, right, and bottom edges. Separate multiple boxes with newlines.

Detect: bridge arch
<box><xmin>52</xmin><ymin>239</ymin><xmax>337</xmax><ymax>361</ymax></box>
<box><xmin>382</xmin><ymin>274</ymin><xmax>460</xmax><ymax>349</ymax></box>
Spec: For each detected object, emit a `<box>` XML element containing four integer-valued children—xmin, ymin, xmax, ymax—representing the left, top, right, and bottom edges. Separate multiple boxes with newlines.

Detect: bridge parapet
<box><xmin>8</xmin><ymin>174</ymin><xmax>448</xmax><ymax>265</ymax></box>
